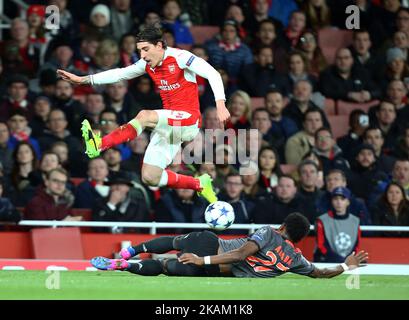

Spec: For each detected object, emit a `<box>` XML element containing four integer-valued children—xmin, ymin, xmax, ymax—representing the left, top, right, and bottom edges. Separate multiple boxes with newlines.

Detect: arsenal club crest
<box><xmin>168</xmin><ymin>64</ymin><xmax>175</xmax><ymax>73</ymax></box>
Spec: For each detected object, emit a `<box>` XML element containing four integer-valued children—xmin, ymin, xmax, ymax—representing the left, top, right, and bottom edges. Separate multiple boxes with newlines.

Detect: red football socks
<box><xmin>101</xmin><ymin>123</ymin><xmax>138</xmax><ymax>151</ymax></box>
<box><xmin>165</xmin><ymin>170</ymin><xmax>201</xmax><ymax>191</ymax></box>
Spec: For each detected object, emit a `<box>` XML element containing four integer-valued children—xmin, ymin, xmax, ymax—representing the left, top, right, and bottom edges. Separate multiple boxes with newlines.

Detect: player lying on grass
<box><xmin>57</xmin><ymin>25</ymin><xmax>230</xmax><ymax>204</ymax></box>
<box><xmin>91</xmin><ymin>212</ymin><xmax>369</xmax><ymax>278</ymax></box>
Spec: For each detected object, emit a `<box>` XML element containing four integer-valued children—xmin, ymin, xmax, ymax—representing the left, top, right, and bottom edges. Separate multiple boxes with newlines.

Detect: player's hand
<box><xmin>345</xmin><ymin>250</ymin><xmax>369</xmax><ymax>270</ymax></box>
<box><xmin>216</xmin><ymin>100</ymin><xmax>230</xmax><ymax>124</ymax></box>
<box><xmin>57</xmin><ymin>69</ymin><xmax>87</xmax><ymax>85</ymax></box>
<box><xmin>178</xmin><ymin>253</ymin><xmax>204</xmax><ymax>266</ymax></box>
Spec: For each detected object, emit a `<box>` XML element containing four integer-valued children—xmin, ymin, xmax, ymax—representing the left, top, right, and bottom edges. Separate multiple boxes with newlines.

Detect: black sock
<box><xmin>132</xmin><ymin>236</ymin><xmax>175</xmax><ymax>254</ymax></box>
<box><xmin>126</xmin><ymin>260</ymin><xmax>164</xmax><ymax>276</ymax></box>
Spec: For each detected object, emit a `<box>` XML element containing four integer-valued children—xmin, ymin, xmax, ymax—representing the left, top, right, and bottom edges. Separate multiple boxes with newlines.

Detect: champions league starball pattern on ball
<box><xmin>204</xmin><ymin>201</ymin><xmax>235</xmax><ymax>231</ymax></box>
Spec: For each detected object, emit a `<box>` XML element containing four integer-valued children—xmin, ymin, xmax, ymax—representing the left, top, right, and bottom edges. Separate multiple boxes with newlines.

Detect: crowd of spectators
<box><xmin>1</xmin><ymin>0</ymin><xmax>409</xmax><ymax>261</ymax></box>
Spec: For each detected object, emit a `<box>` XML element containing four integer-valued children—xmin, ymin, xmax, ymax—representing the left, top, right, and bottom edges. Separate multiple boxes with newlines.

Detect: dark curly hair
<box><xmin>283</xmin><ymin>212</ymin><xmax>311</xmax><ymax>243</ymax></box>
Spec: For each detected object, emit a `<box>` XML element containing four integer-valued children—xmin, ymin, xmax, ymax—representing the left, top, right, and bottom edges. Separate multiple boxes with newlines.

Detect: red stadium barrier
<box><xmin>31</xmin><ymin>227</ymin><xmax>84</xmax><ymax>259</ymax></box>
<box><xmin>0</xmin><ymin>232</ymin><xmax>408</xmax><ymax>263</ymax></box>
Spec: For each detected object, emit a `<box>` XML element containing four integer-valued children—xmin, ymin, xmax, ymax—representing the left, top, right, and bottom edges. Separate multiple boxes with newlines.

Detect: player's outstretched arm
<box><xmin>179</xmin><ymin>241</ymin><xmax>259</xmax><ymax>266</ymax></box>
<box><xmin>57</xmin><ymin>61</ymin><xmax>146</xmax><ymax>86</ymax></box>
<box><xmin>57</xmin><ymin>69</ymin><xmax>90</xmax><ymax>85</ymax></box>
<box><xmin>308</xmin><ymin>250</ymin><xmax>369</xmax><ymax>279</ymax></box>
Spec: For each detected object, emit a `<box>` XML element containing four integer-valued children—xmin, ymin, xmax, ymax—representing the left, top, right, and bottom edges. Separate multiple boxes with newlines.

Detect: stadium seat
<box><xmin>318</xmin><ymin>28</ymin><xmax>353</xmax><ymax>64</ymax></box>
<box><xmin>31</xmin><ymin>227</ymin><xmax>84</xmax><ymax>259</ymax></box>
<box><xmin>327</xmin><ymin>115</ymin><xmax>350</xmax><ymax>139</ymax></box>
<box><xmin>323</xmin><ymin>98</ymin><xmax>336</xmax><ymax>115</ymax></box>
<box><xmin>190</xmin><ymin>25</ymin><xmax>219</xmax><ymax>44</ymax></box>
<box><xmin>320</xmin><ymin>47</ymin><xmax>338</xmax><ymax>65</ymax></box>
<box><xmin>71</xmin><ymin>209</ymin><xmax>92</xmax><ymax>221</ymax></box>
<box><xmin>251</xmin><ymin>97</ymin><xmax>265</xmax><ymax>111</ymax></box>
<box><xmin>337</xmin><ymin>100</ymin><xmax>380</xmax><ymax>116</ymax></box>
<box><xmin>177</xmin><ymin>44</ymin><xmax>192</xmax><ymax>51</ymax></box>
<box><xmin>280</xmin><ymin>164</ymin><xmax>297</xmax><ymax>175</ymax></box>
<box><xmin>71</xmin><ymin>209</ymin><xmax>93</xmax><ymax>232</ymax></box>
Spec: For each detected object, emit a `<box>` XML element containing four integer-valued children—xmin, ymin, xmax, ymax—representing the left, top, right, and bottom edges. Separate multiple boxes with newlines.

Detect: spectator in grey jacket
<box><xmin>314</xmin><ymin>187</ymin><xmax>361</xmax><ymax>263</ymax></box>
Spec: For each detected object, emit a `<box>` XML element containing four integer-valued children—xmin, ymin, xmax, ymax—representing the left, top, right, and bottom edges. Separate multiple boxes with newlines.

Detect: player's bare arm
<box><xmin>309</xmin><ymin>250</ymin><xmax>369</xmax><ymax>279</ymax></box>
<box><xmin>178</xmin><ymin>240</ymin><xmax>259</xmax><ymax>266</ymax></box>
<box><xmin>216</xmin><ymin>99</ymin><xmax>231</xmax><ymax>124</ymax></box>
<box><xmin>57</xmin><ymin>69</ymin><xmax>91</xmax><ymax>85</ymax></box>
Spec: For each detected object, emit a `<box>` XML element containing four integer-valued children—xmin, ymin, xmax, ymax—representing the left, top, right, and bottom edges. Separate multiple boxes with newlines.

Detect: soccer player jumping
<box><xmin>57</xmin><ymin>25</ymin><xmax>230</xmax><ymax>203</ymax></box>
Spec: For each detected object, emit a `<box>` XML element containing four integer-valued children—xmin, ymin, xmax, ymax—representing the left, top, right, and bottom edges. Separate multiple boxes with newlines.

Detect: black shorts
<box><xmin>166</xmin><ymin>231</ymin><xmax>221</xmax><ymax>277</ymax></box>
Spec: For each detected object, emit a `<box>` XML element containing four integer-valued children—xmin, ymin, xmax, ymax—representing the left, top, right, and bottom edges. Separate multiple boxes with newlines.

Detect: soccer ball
<box><xmin>204</xmin><ymin>201</ymin><xmax>235</xmax><ymax>231</ymax></box>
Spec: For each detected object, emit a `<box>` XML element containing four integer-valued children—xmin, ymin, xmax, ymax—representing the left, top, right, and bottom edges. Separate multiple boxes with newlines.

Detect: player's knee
<box><xmin>136</xmin><ymin>110</ymin><xmax>148</xmax><ymax>120</ymax></box>
<box><xmin>141</xmin><ymin>170</ymin><xmax>161</xmax><ymax>186</ymax></box>
<box><xmin>136</xmin><ymin>110</ymin><xmax>156</xmax><ymax>127</ymax></box>
<box><xmin>172</xmin><ymin>235</ymin><xmax>186</xmax><ymax>250</ymax></box>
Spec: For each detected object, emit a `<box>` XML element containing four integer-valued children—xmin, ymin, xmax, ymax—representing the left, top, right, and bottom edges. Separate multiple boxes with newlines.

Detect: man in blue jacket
<box><xmin>74</xmin><ymin>158</ymin><xmax>110</xmax><ymax>209</ymax></box>
<box><xmin>205</xmin><ymin>20</ymin><xmax>253</xmax><ymax>91</ymax></box>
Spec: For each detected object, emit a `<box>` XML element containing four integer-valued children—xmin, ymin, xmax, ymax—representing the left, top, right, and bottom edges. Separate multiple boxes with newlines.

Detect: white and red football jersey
<box><xmin>90</xmin><ymin>47</ymin><xmax>225</xmax><ymax>125</ymax></box>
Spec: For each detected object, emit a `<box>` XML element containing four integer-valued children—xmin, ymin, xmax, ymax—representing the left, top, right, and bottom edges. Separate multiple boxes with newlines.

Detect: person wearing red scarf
<box><xmin>284</xmin><ymin>10</ymin><xmax>307</xmax><ymax>48</ymax></box>
<box><xmin>74</xmin><ymin>158</ymin><xmax>110</xmax><ymax>209</ymax></box>
<box><xmin>0</xmin><ymin>74</ymin><xmax>34</xmax><ymax>122</ymax></box>
<box><xmin>205</xmin><ymin>20</ymin><xmax>253</xmax><ymax>90</ymax></box>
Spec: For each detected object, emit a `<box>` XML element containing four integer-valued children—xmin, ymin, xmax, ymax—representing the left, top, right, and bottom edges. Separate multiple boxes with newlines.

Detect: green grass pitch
<box><xmin>0</xmin><ymin>271</ymin><xmax>408</xmax><ymax>300</ymax></box>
